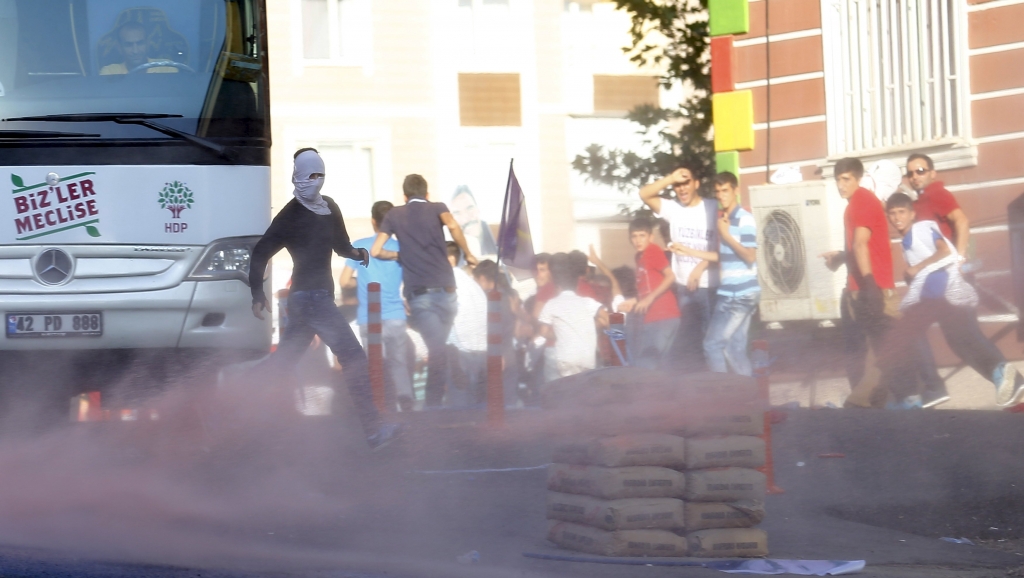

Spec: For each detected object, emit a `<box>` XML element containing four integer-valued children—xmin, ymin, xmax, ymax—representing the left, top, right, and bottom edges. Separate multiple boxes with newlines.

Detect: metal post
<box><xmin>752</xmin><ymin>339</ymin><xmax>783</xmax><ymax>494</ymax></box>
<box><xmin>367</xmin><ymin>282</ymin><xmax>386</xmax><ymax>413</ymax></box>
<box><xmin>487</xmin><ymin>290</ymin><xmax>504</xmax><ymax>426</ymax></box>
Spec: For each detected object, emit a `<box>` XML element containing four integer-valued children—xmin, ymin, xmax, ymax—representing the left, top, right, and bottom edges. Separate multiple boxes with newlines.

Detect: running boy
<box><xmin>883</xmin><ymin>193</ymin><xmax>1024</xmax><ymax>408</ymax></box>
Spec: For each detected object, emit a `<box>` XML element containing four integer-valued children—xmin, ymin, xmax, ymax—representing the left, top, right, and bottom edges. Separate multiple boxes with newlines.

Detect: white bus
<box><xmin>0</xmin><ymin>0</ymin><xmax>272</xmax><ymax>378</ymax></box>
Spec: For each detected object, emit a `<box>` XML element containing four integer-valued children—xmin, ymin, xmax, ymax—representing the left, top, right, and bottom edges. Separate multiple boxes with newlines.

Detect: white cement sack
<box><xmin>681</xmin><ymin>373</ymin><xmax>761</xmax><ymax>403</ymax></box>
<box><xmin>547</xmin><ymin>520</ymin><xmax>689</xmax><ymax>557</ymax></box>
<box><xmin>684</xmin><ymin>468</ymin><xmax>766</xmax><ymax>502</ymax></box>
<box><xmin>683</xmin><ymin>501</ymin><xmax>766</xmax><ymax>531</ymax></box>
<box><xmin>546</xmin><ymin>492</ymin><xmax>686</xmax><ymax>531</ymax></box>
<box><xmin>679</xmin><ymin>404</ymin><xmax>765</xmax><ymax>436</ymax></box>
<box><xmin>547</xmin><ymin>464</ymin><xmax>687</xmax><ymax>500</ymax></box>
<box><xmin>687</xmin><ymin>528</ymin><xmax>769</xmax><ymax>558</ymax></box>
<box><xmin>542</xmin><ymin>367</ymin><xmax>672</xmax><ymax>409</ymax></box>
<box><xmin>552</xmin><ymin>434</ymin><xmax>687</xmax><ymax>468</ymax></box>
<box><xmin>684</xmin><ymin>436</ymin><xmax>766</xmax><ymax>469</ymax></box>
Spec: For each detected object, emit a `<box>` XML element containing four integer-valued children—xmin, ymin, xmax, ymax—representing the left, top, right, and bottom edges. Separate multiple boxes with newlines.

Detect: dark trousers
<box><xmin>915</xmin><ymin>338</ymin><xmax>948</xmax><ymax>396</ymax></box>
<box><xmin>883</xmin><ymin>300</ymin><xmax>1006</xmax><ymax>396</ymax></box>
<box><xmin>842</xmin><ymin>289</ymin><xmax>910</xmax><ymax>406</ymax></box>
<box><xmin>671</xmin><ymin>284</ymin><xmax>714</xmax><ymax>373</ymax></box>
<box><xmin>273</xmin><ymin>290</ymin><xmax>380</xmax><ymax>436</ymax></box>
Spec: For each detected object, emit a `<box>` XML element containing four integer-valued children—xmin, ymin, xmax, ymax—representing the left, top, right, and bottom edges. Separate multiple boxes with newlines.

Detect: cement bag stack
<box><xmin>543</xmin><ymin>370</ymin><xmax>769</xmax><ymax>558</ymax></box>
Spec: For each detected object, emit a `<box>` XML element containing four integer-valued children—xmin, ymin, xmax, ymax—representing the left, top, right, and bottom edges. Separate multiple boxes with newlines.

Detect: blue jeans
<box><xmin>273</xmin><ymin>290</ymin><xmax>379</xmax><ymax>436</ymax></box>
<box><xmin>634</xmin><ymin>317</ymin><xmax>681</xmax><ymax>370</ymax></box>
<box><xmin>360</xmin><ymin>319</ymin><xmax>415</xmax><ymax>408</ymax></box>
<box><xmin>703</xmin><ymin>292</ymin><xmax>760</xmax><ymax>376</ymax></box>
<box><xmin>407</xmin><ymin>291</ymin><xmax>457</xmax><ymax>408</ymax></box>
<box><xmin>671</xmin><ymin>285</ymin><xmax>714</xmax><ymax>372</ymax></box>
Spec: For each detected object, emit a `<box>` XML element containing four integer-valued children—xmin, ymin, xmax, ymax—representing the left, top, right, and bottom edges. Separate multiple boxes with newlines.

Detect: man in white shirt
<box><xmin>639</xmin><ymin>165</ymin><xmax>720</xmax><ymax>371</ymax></box>
<box><xmin>445</xmin><ymin>242</ymin><xmax>488</xmax><ymax>406</ymax></box>
<box><xmin>538</xmin><ymin>253</ymin><xmax>610</xmax><ymax>380</ymax></box>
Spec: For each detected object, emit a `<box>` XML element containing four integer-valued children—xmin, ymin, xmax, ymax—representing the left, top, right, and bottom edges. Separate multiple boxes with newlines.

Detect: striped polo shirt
<box><xmin>717</xmin><ymin>206</ymin><xmax>760</xmax><ymax>297</ymax></box>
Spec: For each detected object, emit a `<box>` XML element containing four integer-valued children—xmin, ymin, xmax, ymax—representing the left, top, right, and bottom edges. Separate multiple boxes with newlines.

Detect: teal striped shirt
<box><xmin>717</xmin><ymin>206</ymin><xmax>760</xmax><ymax>297</ymax></box>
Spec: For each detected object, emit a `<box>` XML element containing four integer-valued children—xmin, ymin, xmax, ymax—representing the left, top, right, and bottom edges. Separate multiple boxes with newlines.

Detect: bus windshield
<box><xmin>0</xmin><ymin>0</ymin><xmax>267</xmax><ymax>140</ymax></box>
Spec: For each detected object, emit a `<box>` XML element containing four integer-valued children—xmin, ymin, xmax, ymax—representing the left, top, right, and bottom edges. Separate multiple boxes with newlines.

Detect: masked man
<box><xmin>249</xmin><ymin>148</ymin><xmax>404</xmax><ymax>450</ymax></box>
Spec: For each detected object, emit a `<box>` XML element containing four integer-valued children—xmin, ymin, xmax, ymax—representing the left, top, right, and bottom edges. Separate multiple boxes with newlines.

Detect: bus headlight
<box><xmin>187</xmin><ymin>236</ymin><xmax>261</xmax><ymax>283</ymax></box>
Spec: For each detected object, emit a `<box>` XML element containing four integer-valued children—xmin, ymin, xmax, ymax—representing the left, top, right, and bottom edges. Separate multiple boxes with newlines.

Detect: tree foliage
<box><xmin>571</xmin><ymin>0</ymin><xmax>712</xmax><ymax>200</ymax></box>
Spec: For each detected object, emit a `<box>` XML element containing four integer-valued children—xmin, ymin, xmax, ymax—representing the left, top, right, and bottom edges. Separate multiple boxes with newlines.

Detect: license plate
<box><xmin>6</xmin><ymin>312</ymin><xmax>103</xmax><ymax>338</ymax></box>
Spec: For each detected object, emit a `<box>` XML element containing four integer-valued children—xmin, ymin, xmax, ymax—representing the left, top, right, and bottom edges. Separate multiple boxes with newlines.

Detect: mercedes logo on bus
<box><xmin>34</xmin><ymin>248</ymin><xmax>73</xmax><ymax>285</ymax></box>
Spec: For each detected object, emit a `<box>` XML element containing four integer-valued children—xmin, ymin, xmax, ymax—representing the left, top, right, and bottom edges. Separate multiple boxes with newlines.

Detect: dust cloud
<box><xmin>0</xmin><ymin>351</ymin><xmax>421</xmax><ymax>574</ymax></box>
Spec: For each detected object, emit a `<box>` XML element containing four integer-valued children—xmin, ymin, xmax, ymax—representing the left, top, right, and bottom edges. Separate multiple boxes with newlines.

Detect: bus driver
<box><xmin>99</xmin><ymin>21</ymin><xmax>179</xmax><ymax>75</ymax></box>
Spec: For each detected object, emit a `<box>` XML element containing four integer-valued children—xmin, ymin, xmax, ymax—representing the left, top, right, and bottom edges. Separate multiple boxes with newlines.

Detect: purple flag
<box><xmin>497</xmin><ymin>162</ymin><xmax>535</xmax><ymax>275</ymax></box>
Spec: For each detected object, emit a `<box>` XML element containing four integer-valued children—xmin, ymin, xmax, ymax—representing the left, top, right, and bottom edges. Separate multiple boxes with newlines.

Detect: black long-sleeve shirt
<box><xmin>249</xmin><ymin>196</ymin><xmax>362</xmax><ymax>304</ymax></box>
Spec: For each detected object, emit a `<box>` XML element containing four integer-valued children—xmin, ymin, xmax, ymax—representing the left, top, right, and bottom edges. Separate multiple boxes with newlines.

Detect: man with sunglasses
<box><xmin>906</xmin><ymin>154</ymin><xmax>970</xmax><ymax>261</ymax></box>
<box><xmin>639</xmin><ymin>165</ymin><xmax>720</xmax><ymax>372</ymax></box>
<box><xmin>905</xmin><ymin>153</ymin><xmax>972</xmax><ymax>409</ymax></box>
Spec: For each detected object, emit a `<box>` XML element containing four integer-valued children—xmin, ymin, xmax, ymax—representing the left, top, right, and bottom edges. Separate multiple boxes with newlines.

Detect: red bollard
<box><xmin>487</xmin><ymin>290</ymin><xmax>504</xmax><ymax>426</ymax></box>
<box><xmin>752</xmin><ymin>339</ymin><xmax>784</xmax><ymax>494</ymax></box>
<box><xmin>367</xmin><ymin>282</ymin><xmax>386</xmax><ymax>413</ymax></box>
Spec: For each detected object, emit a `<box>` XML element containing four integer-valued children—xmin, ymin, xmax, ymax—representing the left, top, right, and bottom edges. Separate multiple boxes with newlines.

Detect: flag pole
<box><xmin>496</xmin><ymin>159</ymin><xmax>514</xmax><ymax>267</ymax></box>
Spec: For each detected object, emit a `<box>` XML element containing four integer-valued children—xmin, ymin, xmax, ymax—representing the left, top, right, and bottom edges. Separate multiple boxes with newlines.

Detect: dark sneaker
<box><xmin>995</xmin><ymin>364</ymin><xmax>1024</xmax><ymax>408</ymax></box>
<box><xmin>922</xmin><ymin>390</ymin><xmax>951</xmax><ymax>409</ymax></box>
<box><xmin>367</xmin><ymin>422</ymin><xmax>407</xmax><ymax>451</ymax></box>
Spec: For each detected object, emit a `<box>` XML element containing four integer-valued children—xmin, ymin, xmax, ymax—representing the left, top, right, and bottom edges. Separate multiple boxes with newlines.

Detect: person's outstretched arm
<box><xmin>588</xmin><ymin>245</ymin><xmax>621</xmax><ymax>297</ymax></box>
<box><xmin>249</xmin><ymin>214</ymin><xmax>288</xmax><ymax>319</ymax></box>
<box><xmin>330</xmin><ymin>202</ymin><xmax>368</xmax><ymax>265</ymax></box>
<box><xmin>440</xmin><ymin>211</ymin><xmax>478</xmax><ymax>266</ymax></box>
<box><xmin>639</xmin><ymin>168</ymin><xmax>688</xmax><ymax>215</ymax></box>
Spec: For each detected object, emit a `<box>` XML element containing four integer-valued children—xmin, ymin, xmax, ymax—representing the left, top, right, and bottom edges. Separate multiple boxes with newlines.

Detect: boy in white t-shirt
<box><xmin>883</xmin><ymin>193</ymin><xmax>1024</xmax><ymax>408</ymax></box>
<box><xmin>538</xmin><ymin>253</ymin><xmax>610</xmax><ymax>380</ymax></box>
<box><xmin>639</xmin><ymin>165</ymin><xmax>720</xmax><ymax>371</ymax></box>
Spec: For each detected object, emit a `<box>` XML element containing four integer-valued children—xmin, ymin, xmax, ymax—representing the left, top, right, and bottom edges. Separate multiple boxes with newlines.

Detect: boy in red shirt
<box><xmin>823</xmin><ymin>158</ymin><xmax>901</xmax><ymax>407</ymax></box>
<box><xmin>624</xmin><ymin>217</ymin><xmax>681</xmax><ymax>369</ymax></box>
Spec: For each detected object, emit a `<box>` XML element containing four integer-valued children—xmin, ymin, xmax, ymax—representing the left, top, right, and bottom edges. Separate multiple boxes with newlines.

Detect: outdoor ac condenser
<box><xmin>748</xmin><ymin>180</ymin><xmax>846</xmax><ymax>322</ymax></box>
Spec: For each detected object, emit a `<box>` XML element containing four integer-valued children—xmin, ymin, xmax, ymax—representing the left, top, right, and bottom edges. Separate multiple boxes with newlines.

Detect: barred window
<box><xmin>821</xmin><ymin>0</ymin><xmax>970</xmax><ymax>156</ymax></box>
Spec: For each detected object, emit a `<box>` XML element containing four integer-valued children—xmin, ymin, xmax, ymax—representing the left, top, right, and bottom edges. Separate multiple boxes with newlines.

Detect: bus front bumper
<box><xmin>1</xmin><ymin>280</ymin><xmax>271</xmax><ymax>351</ymax></box>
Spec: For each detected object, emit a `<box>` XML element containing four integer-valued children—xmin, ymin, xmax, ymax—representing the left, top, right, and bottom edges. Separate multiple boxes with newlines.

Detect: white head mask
<box><xmin>859</xmin><ymin>160</ymin><xmax>904</xmax><ymax>204</ymax></box>
<box><xmin>292</xmin><ymin>150</ymin><xmax>331</xmax><ymax>215</ymax></box>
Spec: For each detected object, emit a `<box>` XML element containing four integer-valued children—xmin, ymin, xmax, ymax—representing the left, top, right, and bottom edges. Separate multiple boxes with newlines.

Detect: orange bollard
<box><xmin>487</xmin><ymin>290</ymin><xmax>504</xmax><ymax>426</ymax></box>
<box><xmin>87</xmin><ymin>391</ymin><xmax>103</xmax><ymax>422</ymax></box>
<box><xmin>367</xmin><ymin>282</ymin><xmax>386</xmax><ymax>413</ymax></box>
<box><xmin>752</xmin><ymin>339</ymin><xmax>784</xmax><ymax>494</ymax></box>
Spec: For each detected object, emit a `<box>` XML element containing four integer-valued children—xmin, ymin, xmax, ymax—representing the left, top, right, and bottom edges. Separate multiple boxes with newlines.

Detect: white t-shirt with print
<box><xmin>538</xmin><ymin>290</ymin><xmax>603</xmax><ymax>373</ymax></box>
<box><xmin>657</xmin><ymin>199</ymin><xmax>712</xmax><ymax>289</ymax></box>
<box><xmin>900</xmin><ymin>220</ymin><xmax>977</xmax><ymax>310</ymax></box>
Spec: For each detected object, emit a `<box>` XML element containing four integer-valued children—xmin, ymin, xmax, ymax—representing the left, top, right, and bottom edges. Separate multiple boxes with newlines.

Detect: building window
<box><xmin>317</xmin><ymin>144</ymin><xmax>376</xmax><ymax>210</ymax></box>
<box><xmin>593</xmin><ymin>75</ymin><xmax>660</xmax><ymax>113</ymax></box>
<box><xmin>459</xmin><ymin>73</ymin><xmax>522</xmax><ymax>127</ymax></box>
<box><xmin>299</xmin><ymin>0</ymin><xmax>371</xmax><ymax>65</ymax></box>
<box><xmin>821</xmin><ymin>0</ymin><xmax>970</xmax><ymax>156</ymax></box>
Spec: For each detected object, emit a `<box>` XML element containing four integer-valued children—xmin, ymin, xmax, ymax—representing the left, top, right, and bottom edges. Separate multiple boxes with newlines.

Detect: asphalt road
<box><xmin>1</xmin><ymin>359</ymin><xmax>1024</xmax><ymax>578</ymax></box>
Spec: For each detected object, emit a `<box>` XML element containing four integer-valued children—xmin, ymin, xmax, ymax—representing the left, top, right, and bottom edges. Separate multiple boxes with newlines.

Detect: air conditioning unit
<box><xmin>748</xmin><ymin>180</ymin><xmax>846</xmax><ymax>322</ymax></box>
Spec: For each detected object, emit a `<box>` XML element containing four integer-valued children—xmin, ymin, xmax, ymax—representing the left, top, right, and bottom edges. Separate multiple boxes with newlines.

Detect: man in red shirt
<box><xmin>906</xmin><ymin>153</ymin><xmax>970</xmax><ymax>259</ymax></box>
<box><xmin>905</xmin><ymin>153</ymin><xmax>971</xmax><ymax>408</ymax></box>
<box><xmin>624</xmin><ymin>217</ymin><xmax>681</xmax><ymax>369</ymax></box>
<box><xmin>823</xmin><ymin>158</ymin><xmax>901</xmax><ymax>407</ymax></box>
